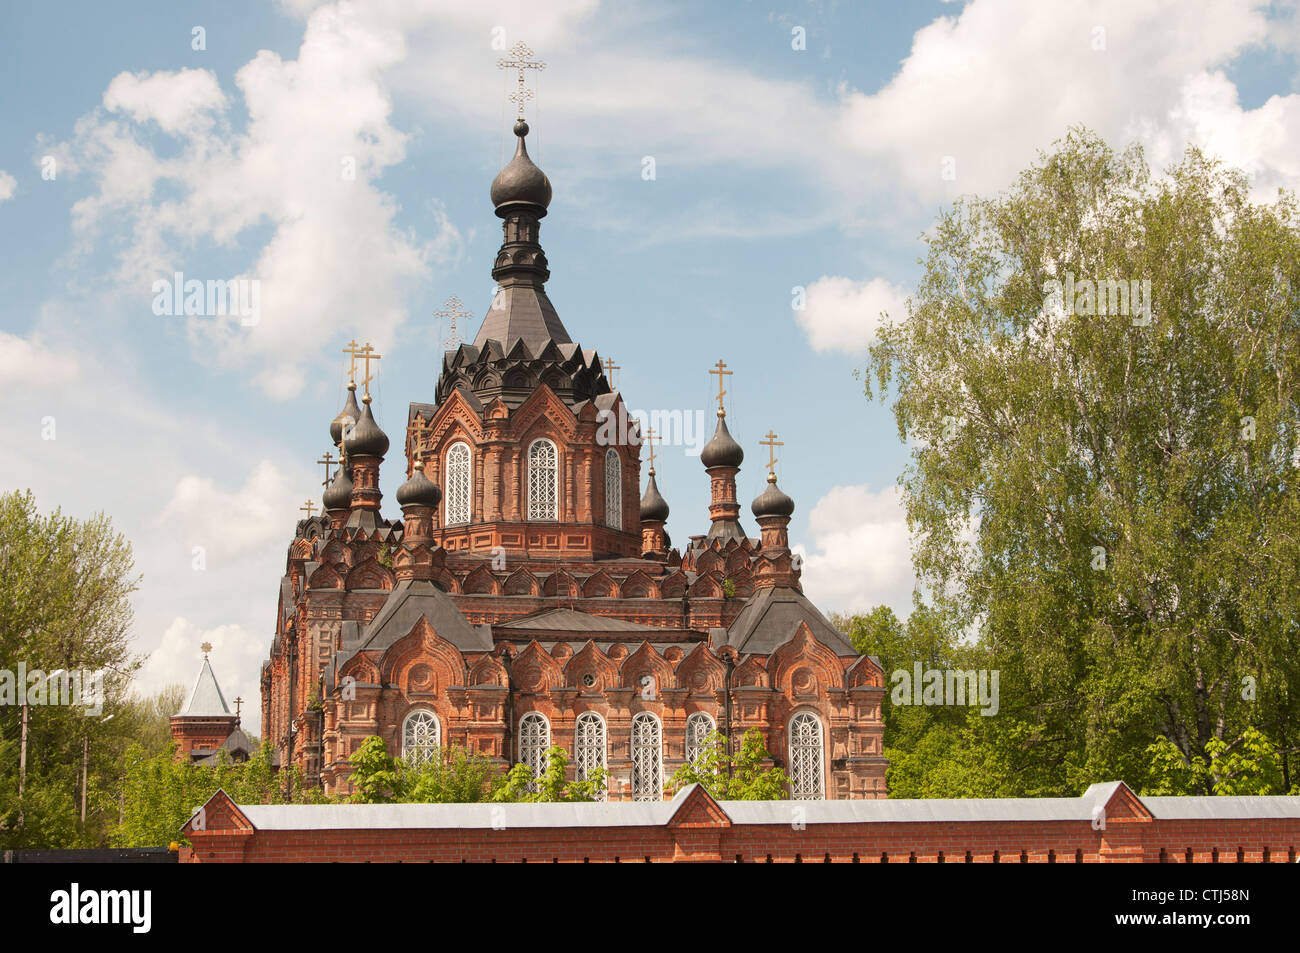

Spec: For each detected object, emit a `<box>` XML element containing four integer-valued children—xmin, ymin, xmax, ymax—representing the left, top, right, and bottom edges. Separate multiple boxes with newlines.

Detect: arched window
<box><xmin>574</xmin><ymin>712</ymin><xmax>607</xmax><ymax>800</ymax></box>
<box><xmin>527</xmin><ymin>439</ymin><xmax>558</xmax><ymax>521</ymax></box>
<box><xmin>789</xmin><ymin>711</ymin><xmax>825</xmax><ymax>800</ymax></box>
<box><xmin>685</xmin><ymin>712</ymin><xmax>715</xmax><ymax>766</ymax></box>
<box><xmin>631</xmin><ymin>712</ymin><xmax>663</xmax><ymax>801</ymax></box>
<box><xmin>444</xmin><ymin>442</ymin><xmax>472</xmax><ymax>525</ymax></box>
<box><xmin>518</xmin><ymin>712</ymin><xmax>550</xmax><ymax>786</ymax></box>
<box><xmin>604</xmin><ymin>448</ymin><xmax>622</xmax><ymax>529</ymax></box>
<box><xmin>401</xmin><ymin>709</ymin><xmax>440</xmax><ymax>768</ymax></box>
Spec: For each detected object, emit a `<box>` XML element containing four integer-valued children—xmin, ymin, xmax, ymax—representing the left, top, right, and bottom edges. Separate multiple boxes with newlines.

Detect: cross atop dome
<box><xmin>497</xmin><ymin>42</ymin><xmax>546</xmax><ymax>122</ymax></box>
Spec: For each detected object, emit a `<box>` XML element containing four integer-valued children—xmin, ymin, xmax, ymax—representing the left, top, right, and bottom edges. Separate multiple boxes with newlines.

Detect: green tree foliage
<box><xmin>491</xmin><ymin>746</ymin><xmax>607</xmax><ymax>803</ymax></box>
<box><xmin>668</xmin><ymin>728</ymin><xmax>790</xmax><ymax>800</ymax></box>
<box><xmin>0</xmin><ymin>490</ymin><xmax>143</xmax><ymax>847</ymax></box>
<box><xmin>863</xmin><ymin>128</ymin><xmax>1300</xmax><ymax>796</ymax></box>
<box><xmin>347</xmin><ymin>737</ymin><xmax>606</xmax><ymax>803</ymax></box>
<box><xmin>114</xmin><ymin>741</ymin><xmax>319</xmax><ymax>847</ymax></box>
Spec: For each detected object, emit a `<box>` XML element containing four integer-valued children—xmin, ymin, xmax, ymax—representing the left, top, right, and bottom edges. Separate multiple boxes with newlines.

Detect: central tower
<box><xmin>406</xmin><ymin>120</ymin><xmax>643</xmax><ymax>561</ymax></box>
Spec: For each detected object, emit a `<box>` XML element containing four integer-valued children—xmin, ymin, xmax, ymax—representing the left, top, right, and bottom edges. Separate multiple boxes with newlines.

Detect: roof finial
<box><xmin>603</xmin><ymin>356</ymin><xmax>620</xmax><ymax>388</ymax></box>
<box><xmin>709</xmin><ymin>359</ymin><xmax>732</xmax><ymax>417</ymax></box>
<box><xmin>760</xmin><ymin>430</ymin><xmax>783</xmax><ymax>480</ymax></box>
<box><xmin>497</xmin><ymin>41</ymin><xmax>546</xmax><ymax>122</ymax></box>
<box><xmin>644</xmin><ymin>426</ymin><xmax>658</xmax><ymax>474</ymax></box>
<box><xmin>356</xmin><ymin>343</ymin><xmax>382</xmax><ymax>402</ymax></box>
<box><xmin>434</xmin><ymin>295</ymin><xmax>470</xmax><ymax>350</ymax></box>
<box><xmin>200</xmin><ymin>641</ymin><xmax>212</xmax><ymax>658</ymax></box>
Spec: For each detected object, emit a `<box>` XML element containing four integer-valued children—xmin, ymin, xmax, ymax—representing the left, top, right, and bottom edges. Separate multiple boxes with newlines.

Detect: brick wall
<box><xmin>181</xmin><ymin>782</ymin><xmax>1300</xmax><ymax>864</ymax></box>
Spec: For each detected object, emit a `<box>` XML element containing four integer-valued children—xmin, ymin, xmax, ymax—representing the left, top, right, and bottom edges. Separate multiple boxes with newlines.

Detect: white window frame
<box><xmin>527</xmin><ymin>439</ymin><xmax>559</xmax><ymax>521</ymax></box>
<box><xmin>574</xmin><ymin>711</ymin><xmax>607</xmax><ymax>801</ymax></box>
<box><xmin>685</xmin><ymin>712</ymin><xmax>715</xmax><ymax>766</ymax></box>
<box><xmin>630</xmin><ymin>711</ymin><xmax>663</xmax><ymax>802</ymax></box>
<box><xmin>518</xmin><ymin>711</ymin><xmax>551</xmax><ymax>785</ymax></box>
<box><xmin>401</xmin><ymin>708</ymin><xmax>440</xmax><ymax>768</ymax></box>
<box><xmin>444</xmin><ymin>441</ymin><xmax>472</xmax><ymax>525</ymax></box>
<box><xmin>788</xmin><ymin>710</ymin><xmax>825</xmax><ymax>800</ymax></box>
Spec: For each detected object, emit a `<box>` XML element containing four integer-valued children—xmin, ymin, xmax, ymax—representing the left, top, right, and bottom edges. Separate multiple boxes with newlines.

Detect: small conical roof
<box><xmin>177</xmin><ymin>657</ymin><xmax>231</xmax><ymax>718</ymax></box>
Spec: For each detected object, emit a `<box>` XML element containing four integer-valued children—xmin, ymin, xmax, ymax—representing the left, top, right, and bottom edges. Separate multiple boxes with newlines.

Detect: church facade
<box><xmin>260</xmin><ymin>118</ymin><xmax>888</xmax><ymax>801</ymax></box>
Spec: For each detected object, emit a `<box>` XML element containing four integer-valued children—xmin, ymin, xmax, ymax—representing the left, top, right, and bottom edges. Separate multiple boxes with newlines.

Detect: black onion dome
<box><xmin>343</xmin><ymin>400</ymin><xmax>389</xmax><ymax>458</ymax></box>
<box><xmin>490</xmin><ymin>121</ymin><xmax>552</xmax><ymax>211</ymax></box>
<box><xmin>639</xmin><ymin>470</ymin><xmax>670</xmax><ymax>522</ymax></box>
<box><xmin>330</xmin><ymin>383</ymin><xmax>362</xmax><ymax>446</ymax></box>
<box><xmin>700</xmin><ymin>413</ymin><xmax>744</xmax><ymax>469</ymax></box>
<box><xmin>396</xmin><ymin>461</ymin><xmax>442</xmax><ymax>508</ymax></box>
<box><xmin>322</xmin><ymin>466</ymin><xmax>354</xmax><ymax>510</ymax></box>
<box><xmin>751</xmin><ymin>473</ymin><xmax>795</xmax><ymax>518</ymax></box>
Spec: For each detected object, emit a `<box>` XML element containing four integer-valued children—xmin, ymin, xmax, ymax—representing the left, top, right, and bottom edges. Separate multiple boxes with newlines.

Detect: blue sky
<box><xmin>2</xmin><ymin>0</ymin><xmax>1298</xmax><ymax>733</ymax></box>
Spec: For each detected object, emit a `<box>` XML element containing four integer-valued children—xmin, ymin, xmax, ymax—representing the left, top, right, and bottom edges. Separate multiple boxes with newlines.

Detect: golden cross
<box><xmin>497</xmin><ymin>42</ymin><xmax>546</xmax><ymax>120</ymax></box>
<box><xmin>644</xmin><ymin>427</ymin><xmax>658</xmax><ymax>471</ymax></box>
<box><xmin>300</xmin><ymin>499</ymin><xmax>317</xmax><ymax>519</ymax></box>
<box><xmin>709</xmin><ymin>359</ymin><xmax>732</xmax><ymax>413</ymax></box>
<box><xmin>233</xmin><ymin>697</ymin><xmax>243</xmax><ymax>720</ymax></box>
<box><xmin>760</xmin><ymin>430</ymin><xmax>783</xmax><ymax>476</ymax></box>
<box><xmin>342</xmin><ymin>339</ymin><xmax>363</xmax><ymax>384</ymax></box>
<box><xmin>410</xmin><ymin>415</ymin><xmax>435</xmax><ymax>462</ymax></box>
<box><xmin>316</xmin><ymin>451</ymin><xmax>337</xmax><ymax>488</ymax></box>
<box><xmin>200</xmin><ymin>641</ymin><xmax>212</xmax><ymax>656</ymax></box>
<box><xmin>357</xmin><ymin>343</ymin><xmax>382</xmax><ymax>399</ymax></box>
<box><xmin>434</xmin><ymin>295</ymin><xmax>471</xmax><ymax>350</ymax></box>
<box><xmin>602</xmin><ymin>357</ymin><xmax>620</xmax><ymax>386</ymax></box>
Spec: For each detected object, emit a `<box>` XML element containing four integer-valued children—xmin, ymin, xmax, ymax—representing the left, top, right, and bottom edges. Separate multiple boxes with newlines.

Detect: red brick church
<box><xmin>259</xmin><ymin>116</ymin><xmax>888</xmax><ymax>801</ymax></box>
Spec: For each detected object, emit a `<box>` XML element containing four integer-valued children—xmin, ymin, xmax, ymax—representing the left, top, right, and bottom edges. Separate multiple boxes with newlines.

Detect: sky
<box><xmin>2</xmin><ymin>0</ymin><xmax>1298</xmax><ymax>736</ymax></box>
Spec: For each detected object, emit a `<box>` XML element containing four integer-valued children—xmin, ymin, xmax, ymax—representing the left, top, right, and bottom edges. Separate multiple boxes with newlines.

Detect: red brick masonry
<box><xmin>181</xmin><ymin>781</ymin><xmax>1300</xmax><ymax>863</ymax></box>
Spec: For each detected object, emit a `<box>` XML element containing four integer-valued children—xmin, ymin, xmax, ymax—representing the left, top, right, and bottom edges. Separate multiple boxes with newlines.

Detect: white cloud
<box><xmin>794</xmin><ymin>484</ymin><xmax>917</xmax><ymax>618</ymax></box>
<box><xmin>0</xmin><ymin>330</ymin><xmax>79</xmax><ymax>388</ymax></box>
<box><xmin>0</xmin><ymin>170</ymin><xmax>15</xmax><ymax>203</ymax></box>
<box><xmin>797</xmin><ymin>275</ymin><xmax>909</xmax><ymax>354</ymax></box>
<box><xmin>156</xmin><ymin>460</ymin><xmax>300</xmax><ymax>565</ymax></box>
<box><xmin>57</xmin><ymin>6</ymin><xmax>434</xmax><ymax>398</ymax></box>
<box><xmin>102</xmin><ymin>69</ymin><xmax>227</xmax><ymax>135</ymax></box>
<box><xmin>839</xmin><ymin>0</ymin><xmax>1296</xmax><ymax>204</ymax></box>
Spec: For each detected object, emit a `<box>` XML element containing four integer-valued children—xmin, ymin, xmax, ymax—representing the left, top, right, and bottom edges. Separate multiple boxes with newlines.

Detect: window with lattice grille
<box><xmin>401</xmin><ymin>709</ymin><xmax>440</xmax><ymax>767</ymax></box>
<box><xmin>789</xmin><ymin>711</ymin><xmax>825</xmax><ymax>800</ymax></box>
<box><xmin>518</xmin><ymin>712</ymin><xmax>550</xmax><ymax>788</ymax></box>
<box><xmin>631</xmin><ymin>712</ymin><xmax>662</xmax><ymax>801</ymax></box>
<box><xmin>445</xmin><ymin>441</ymin><xmax>471</xmax><ymax>524</ymax></box>
<box><xmin>527</xmin><ymin>439</ymin><xmax>558</xmax><ymax>520</ymax></box>
<box><xmin>575</xmin><ymin>712</ymin><xmax>607</xmax><ymax>800</ymax></box>
<box><xmin>685</xmin><ymin>712</ymin><xmax>715</xmax><ymax>766</ymax></box>
<box><xmin>604</xmin><ymin>448</ymin><xmax>622</xmax><ymax>528</ymax></box>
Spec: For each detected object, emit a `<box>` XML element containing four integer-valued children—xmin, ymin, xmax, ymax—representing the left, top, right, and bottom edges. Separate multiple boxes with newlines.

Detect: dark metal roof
<box><xmin>490</xmin><ymin>120</ymin><xmax>552</xmax><ymax>211</ymax></box>
<box><xmin>725</xmin><ymin>586</ymin><xmax>857</xmax><ymax>655</ymax></box>
<box><xmin>497</xmin><ymin>607</ymin><xmax>668</xmax><ymax>633</ymax></box>
<box><xmin>751</xmin><ymin>474</ymin><xmax>795</xmax><ymax>518</ymax></box>
<box><xmin>639</xmin><ymin>470</ymin><xmax>669</xmax><ymax>522</ymax></box>
<box><xmin>353</xmin><ymin>579</ymin><xmax>493</xmax><ymax>654</ymax></box>
<box><xmin>343</xmin><ymin>399</ymin><xmax>389</xmax><ymax>458</ymax></box>
<box><xmin>700</xmin><ymin>413</ymin><xmax>744</xmax><ymax>469</ymax></box>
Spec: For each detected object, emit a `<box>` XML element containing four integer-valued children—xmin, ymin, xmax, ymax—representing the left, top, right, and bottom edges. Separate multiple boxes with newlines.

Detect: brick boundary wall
<box><xmin>182</xmin><ymin>782</ymin><xmax>1300</xmax><ymax>864</ymax></box>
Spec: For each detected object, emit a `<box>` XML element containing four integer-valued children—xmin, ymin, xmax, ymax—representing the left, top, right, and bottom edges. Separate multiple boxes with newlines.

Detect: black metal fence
<box><xmin>2</xmin><ymin>847</ymin><xmax>177</xmax><ymax>863</ymax></box>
